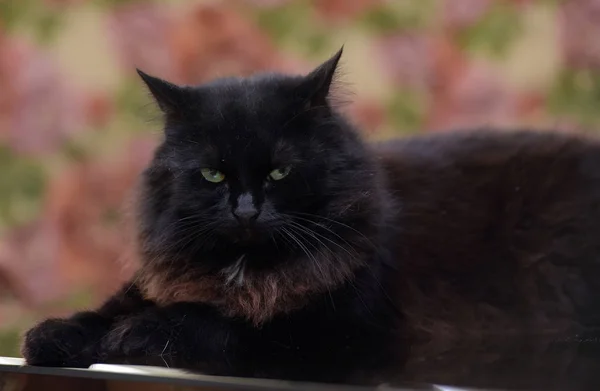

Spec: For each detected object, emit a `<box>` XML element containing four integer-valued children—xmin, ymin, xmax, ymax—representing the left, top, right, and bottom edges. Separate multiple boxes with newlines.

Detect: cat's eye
<box><xmin>200</xmin><ymin>168</ymin><xmax>225</xmax><ymax>183</ymax></box>
<box><xmin>269</xmin><ymin>166</ymin><xmax>292</xmax><ymax>181</ymax></box>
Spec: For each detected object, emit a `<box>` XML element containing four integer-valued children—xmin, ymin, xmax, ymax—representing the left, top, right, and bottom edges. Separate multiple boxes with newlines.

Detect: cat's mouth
<box><xmin>239</xmin><ymin>228</ymin><xmax>255</xmax><ymax>241</ymax></box>
<box><xmin>217</xmin><ymin>218</ymin><xmax>283</xmax><ymax>246</ymax></box>
<box><xmin>231</xmin><ymin>226</ymin><xmax>268</xmax><ymax>245</ymax></box>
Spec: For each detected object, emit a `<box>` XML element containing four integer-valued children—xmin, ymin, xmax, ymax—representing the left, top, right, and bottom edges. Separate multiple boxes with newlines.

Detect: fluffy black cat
<box><xmin>20</xmin><ymin>48</ymin><xmax>600</xmax><ymax>383</ymax></box>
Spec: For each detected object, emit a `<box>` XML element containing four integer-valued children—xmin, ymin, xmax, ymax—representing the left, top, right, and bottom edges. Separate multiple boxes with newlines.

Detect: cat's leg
<box><xmin>101</xmin><ymin>301</ymin><xmax>396</xmax><ymax>380</ymax></box>
<box><xmin>21</xmin><ymin>283</ymin><xmax>154</xmax><ymax>368</ymax></box>
<box><xmin>100</xmin><ymin>302</ymin><xmax>245</xmax><ymax>374</ymax></box>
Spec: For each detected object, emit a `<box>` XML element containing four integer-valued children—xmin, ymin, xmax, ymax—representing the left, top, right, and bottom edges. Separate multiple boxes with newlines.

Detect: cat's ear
<box><xmin>298</xmin><ymin>46</ymin><xmax>344</xmax><ymax>109</ymax></box>
<box><xmin>136</xmin><ymin>69</ymin><xmax>187</xmax><ymax>116</ymax></box>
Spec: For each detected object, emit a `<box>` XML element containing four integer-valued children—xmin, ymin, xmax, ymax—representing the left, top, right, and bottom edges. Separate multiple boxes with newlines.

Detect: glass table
<box><xmin>3</xmin><ymin>333</ymin><xmax>600</xmax><ymax>391</ymax></box>
<box><xmin>0</xmin><ymin>357</ymin><xmax>471</xmax><ymax>391</ymax></box>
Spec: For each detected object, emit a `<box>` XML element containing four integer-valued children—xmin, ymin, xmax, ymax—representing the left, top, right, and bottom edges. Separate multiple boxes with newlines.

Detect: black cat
<box><xmin>21</xmin><ymin>48</ymin><xmax>600</xmax><ymax>382</ymax></box>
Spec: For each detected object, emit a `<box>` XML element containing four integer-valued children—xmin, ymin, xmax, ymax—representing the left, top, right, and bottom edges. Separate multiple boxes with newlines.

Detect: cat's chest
<box><xmin>137</xmin><ymin>250</ymin><xmax>363</xmax><ymax>326</ymax></box>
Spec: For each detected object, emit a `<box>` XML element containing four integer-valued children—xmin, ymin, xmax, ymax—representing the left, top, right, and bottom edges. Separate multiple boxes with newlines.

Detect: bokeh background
<box><xmin>0</xmin><ymin>0</ymin><xmax>598</xmax><ymax>356</ymax></box>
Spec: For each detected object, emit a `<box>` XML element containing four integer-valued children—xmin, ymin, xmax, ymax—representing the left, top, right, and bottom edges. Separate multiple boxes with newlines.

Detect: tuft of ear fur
<box><xmin>136</xmin><ymin>69</ymin><xmax>188</xmax><ymax>117</ymax></box>
<box><xmin>298</xmin><ymin>47</ymin><xmax>345</xmax><ymax>109</ymax></box>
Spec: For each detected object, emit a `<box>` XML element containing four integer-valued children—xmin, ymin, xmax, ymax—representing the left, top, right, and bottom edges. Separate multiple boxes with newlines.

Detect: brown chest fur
<box><xmin>138</xmin><ymin>252</ymin><xmax>364</xmax><ymax>326</ymax></box>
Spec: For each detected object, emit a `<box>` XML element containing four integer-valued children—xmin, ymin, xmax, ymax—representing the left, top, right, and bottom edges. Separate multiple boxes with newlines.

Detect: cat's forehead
<box><xmin>187</xmin><ymin>77</ymin><xmax>304</xmax><ymax>150</ymax></box>
<box><xmin>199</xmin><ymin>75</ymin><xmax>297</xmax><ymax>121</ymax></box>
<box><xmin>174</xmin><ymin>88</ymin><xmax>301</xmax><ymax>169</ymax></box>
<box><xmin>194</xmin><ymin>136</ymin><xmax>299</xmax><ymax>171</ymax></box>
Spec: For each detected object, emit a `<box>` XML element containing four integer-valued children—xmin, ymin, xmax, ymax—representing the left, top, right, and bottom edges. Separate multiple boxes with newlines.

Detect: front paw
<box><xmin>101</xmin><ymin>314</ymin><xmax>175</xmax><ymax>366</ymax></box>
<box><xmin>21</xmin><ymin>316</ymin><xmax>104</xmax><ymax>368</ymax></box>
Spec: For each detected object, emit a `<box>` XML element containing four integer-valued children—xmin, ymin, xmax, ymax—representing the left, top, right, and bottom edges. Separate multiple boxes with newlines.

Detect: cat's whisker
<box><xmin>157</xmin><ymin>223</ymin><xmax>215</xmax><ymax>253</ymax></box>
<box><xmin>284</xmin><ymin>223</ymin><xmax>337</xmax><ymax>310</ymax></box>
<box><xmin>150</xmin><ymin>212</ymin><xmax>217</xmax><ymax>245</ymax></box>
<box><xmin>159</xmin><ymin>340</ymin><xmax>171</xmax><ymax>368</ymax></box>
<box><xmin>297</xmin><ymin>221</ymin><xmax>361</xmax><ymax>261</ymax></box>
<box><xmin>151</xmin><ymin>220</ymin><xmax>222</xmax><ymax>271</ymax></box>
<box><xmin>288</xmin><ymin>212</ymin><xmax>376</xmax><ymax>249</ymax></box>
<box><xmin>284</xmin><ymin>220</ymin><xmax>338</xmax><ymax>259</ymax></box>
<box><xmin>279</xmin><ymin>227</ymin><xmax>318</xmax><ymax>271</ymax></box>
<box><xmin>285</xmin><ymin>215</ymin><xmax>366</xmax><ymax>260</ymax></box>
<box><xmin>285</xmin><ymin>224</ymin><xmax>331</xmax><ymax>268</ymax></box>
<box><xmin>269</xmin><ymin>232</ymin><xmax>281</xmax><ymax>252</ymax></box>
<box><xmin>283</xmin><ymin>218</ymin><xmax>388</xmax><ymax>313</ymax></box>
<box><xmin>281</xmin><ymin>225</ymin><xmax>329</xmax><ymax>281</ymax></box>
<box><xmin>273</xmin><ymin>229</ymin><xmax>295</xmax><ymax>253</ymax></box>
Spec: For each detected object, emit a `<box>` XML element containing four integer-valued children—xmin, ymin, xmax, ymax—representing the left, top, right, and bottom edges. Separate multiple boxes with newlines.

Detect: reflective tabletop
<box><xmin>2</xmin><ymin>334</ymin><xmax>600</xmax><ymax>391</ymax></box>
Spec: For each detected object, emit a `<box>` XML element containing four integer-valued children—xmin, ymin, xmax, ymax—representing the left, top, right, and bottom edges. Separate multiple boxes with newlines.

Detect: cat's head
<box><xmin>136</xmin><ymin>49</ymin><xmax>387</xmax><ymax>281</ymax></box>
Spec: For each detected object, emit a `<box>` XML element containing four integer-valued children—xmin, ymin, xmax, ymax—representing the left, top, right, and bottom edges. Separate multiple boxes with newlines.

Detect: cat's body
<box><xmin>380</xmin><ymin>130</ymin><xmax>600</xmax><ymax>338</ymax></box>
<box><xmin>21</xmin><ymin>50</ymin><xmax>600</xmax><ymax>384</ymax></box>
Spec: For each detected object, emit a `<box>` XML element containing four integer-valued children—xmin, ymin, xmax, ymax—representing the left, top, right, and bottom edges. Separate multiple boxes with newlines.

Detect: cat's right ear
<box><xmin>295</xmin><ymin>47</ymin><xmax>344</xmax><ymax>109</ymax></box>
<box><xmin>136</xmin><ymin>69</ymin><xmax>187</xmax><ymax>117</ymax></box>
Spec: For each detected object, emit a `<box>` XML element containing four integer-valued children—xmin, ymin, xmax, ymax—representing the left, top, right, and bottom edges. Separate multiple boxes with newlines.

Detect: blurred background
<box><xmin>0</xmin><ymin>0</ymin><xmax>598</xmax><ymax>356</ymax></box>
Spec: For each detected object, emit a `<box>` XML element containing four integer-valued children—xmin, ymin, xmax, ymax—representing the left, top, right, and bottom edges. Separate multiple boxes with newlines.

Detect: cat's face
<box><xmin>137</xmin><ymin>49</ymin><xmax>382</xmax><ymax>274</ymax></box>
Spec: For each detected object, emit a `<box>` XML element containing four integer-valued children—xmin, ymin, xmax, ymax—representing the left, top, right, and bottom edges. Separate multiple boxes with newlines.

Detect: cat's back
<box><xmin>370</xmin><ymin>129</ymin><xmax>600</xmax><ymax>339</ymax></box>
<box><xmin>373</xmin><ymin>129</ymin><xmax>600</xmax><ymax>211</ymax></box>
<box><xmin>374</xmin><ymin>128</ymin><xmax>600</xmax><ymax>177</ymax></box>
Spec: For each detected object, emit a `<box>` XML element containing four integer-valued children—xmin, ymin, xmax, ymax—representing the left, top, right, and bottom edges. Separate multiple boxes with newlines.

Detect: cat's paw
<box><xmin>21</xmin><ymin>317</ymin><xmax>101</xmax><ymax>368</ymax></box>
<box><xmin>101</xmin><ymin>313</ymin><xmax>175</xmax><ymax>366</ymax></box>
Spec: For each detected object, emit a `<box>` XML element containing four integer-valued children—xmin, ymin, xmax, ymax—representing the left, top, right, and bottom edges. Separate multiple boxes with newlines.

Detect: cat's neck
<box><xmin>136</xmin><ymin>245</ymin><xmax>369</xmax><ymax>325</ymax></box>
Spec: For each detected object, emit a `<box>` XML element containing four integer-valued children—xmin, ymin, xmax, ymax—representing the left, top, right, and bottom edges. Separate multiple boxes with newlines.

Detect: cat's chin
<box><xmin>217</xmin><ymin>226</ymin><xmax>272</xmax><ymax>246</ymax></box>
<box><xmin>232</xmin><ymin>229</ymin><xmax>268</xmax><ymax>244</ymax></box>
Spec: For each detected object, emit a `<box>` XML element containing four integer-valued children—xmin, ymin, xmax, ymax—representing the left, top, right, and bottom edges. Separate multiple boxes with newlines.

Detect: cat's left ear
<box><xmin>297</xmin><ymin>46</ymin><xmax>344</xmax><ymax>109</ymax></box>
<box><xmin>136</xmin><ymin>69</ymin><xmax>188</xmax><ymax>117</ymax></box>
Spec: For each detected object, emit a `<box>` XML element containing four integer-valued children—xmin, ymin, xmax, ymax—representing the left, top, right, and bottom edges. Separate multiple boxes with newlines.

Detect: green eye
<box><xmin>200</xmin><ymin>168</ymin><xmax>225</xmax><ymax>183</ymax></box>
<box><xmin>269</xmin><ymin>166</ymin><xmax>291</xmax><ymax>181</ymax></box>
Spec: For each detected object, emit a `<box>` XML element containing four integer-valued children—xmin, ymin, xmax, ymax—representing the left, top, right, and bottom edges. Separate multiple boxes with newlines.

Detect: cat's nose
<box><xmin>233</xmin><ymin>207</ymin><xmax>259</xmax><ymax>225</ymax></box>
<box><xmin>233</xmin><ymin>194</ymin><xmax>260</xmax><ymax>225</ymax></box>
